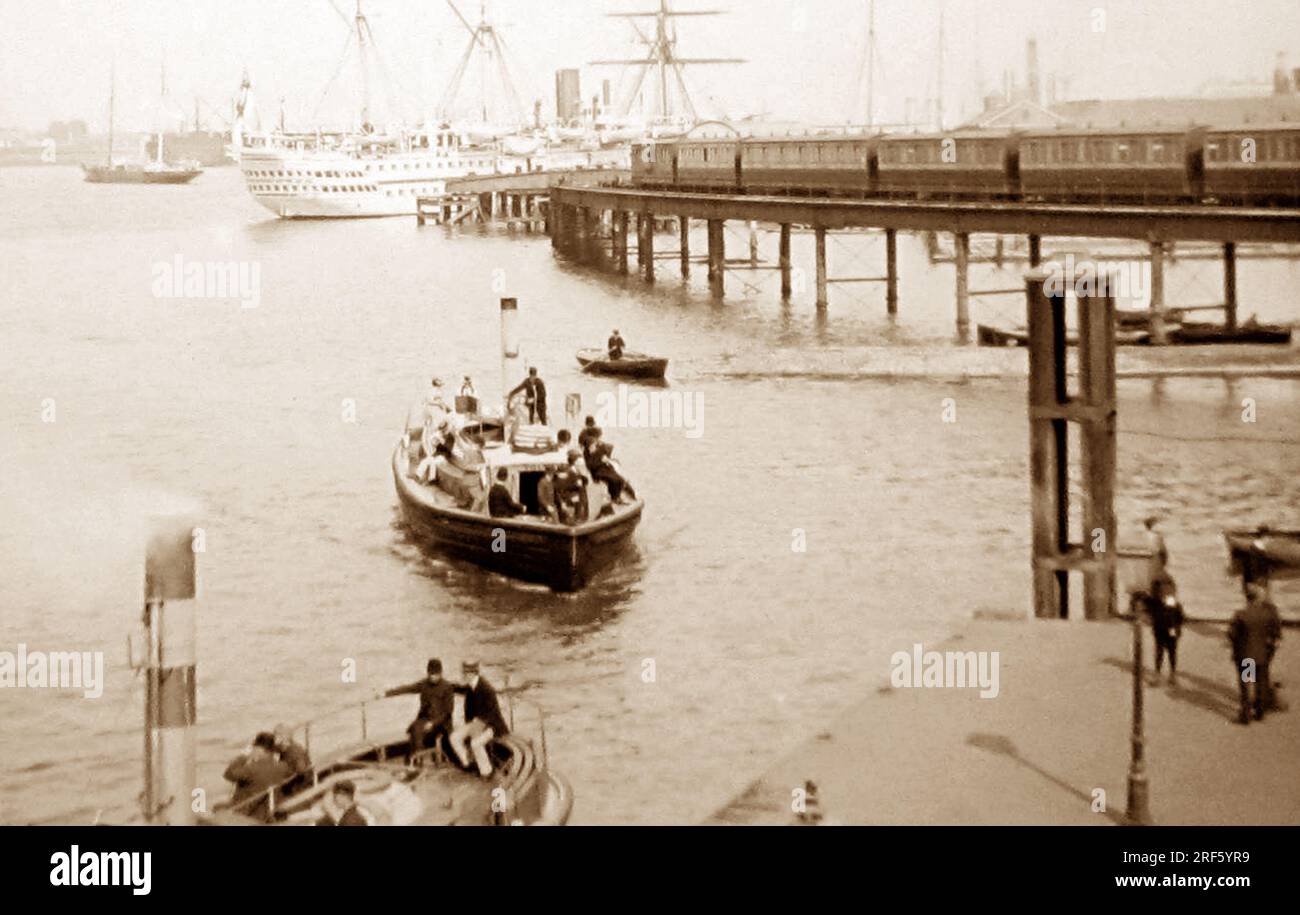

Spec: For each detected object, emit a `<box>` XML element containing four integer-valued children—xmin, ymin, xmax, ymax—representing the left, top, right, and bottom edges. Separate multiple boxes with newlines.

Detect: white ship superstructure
<box><xmin>239</xmin><ymin>128</ymin><xmax>500</xmax><ymax>218</ymax></box>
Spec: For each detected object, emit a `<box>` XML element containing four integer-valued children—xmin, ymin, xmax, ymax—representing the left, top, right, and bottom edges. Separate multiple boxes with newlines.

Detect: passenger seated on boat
<box><xmin>315</xmin><ymin>780</ymin><xmax>370</xmax><ymax>827</ymax></box>
<box><xmin>578</xmin><ymin>416</ymin><xmax>602</xmax><ymax>456</ymax></box>
<box><xmin>536</xmin><ymin>467</ymin><xmax>559</xmax><ymax>522</ymax></box>
<box><xmin>553</xmin><ymin>450</ymin><xmax>590</xmax><ymax>525</ymax></box>
<box><xmin>385</xmin><ymin>658</ymin><xmax>456</xmax><ymax>765</ymax></box>
<box><xmin>223</xmin><ymin>732</ymin><xmax>293</xmax><ymax>822</ymax></box>
<box><xmin>449</xmin><ymin>660</ymin><xmax>510</xmax><ymax>778</ymax></box>
<box><xmin>585</xmin><ymin>437</ymin><xmax>636</xmax><ymax>504</ymax></box>
<box><xmin>608</xmin><ymin>329</ymin><xmax>626</xmax><ymax>360</ymax></box>
<box><xmin>488</xmin><ymin>468</ymin><xmax>525</xmax><ymax>518</ymax></box>
<box><xmin>272</xmin><ymin>724</ymin><xmax>313</xmax><ymax>797</ymax></box>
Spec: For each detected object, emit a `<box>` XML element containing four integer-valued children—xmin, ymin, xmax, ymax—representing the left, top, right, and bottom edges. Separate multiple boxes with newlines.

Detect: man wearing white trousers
<box><xmin>450</xmin><ymin>660</ymin><xmax>510</xmax><ymax>777</ymax></box>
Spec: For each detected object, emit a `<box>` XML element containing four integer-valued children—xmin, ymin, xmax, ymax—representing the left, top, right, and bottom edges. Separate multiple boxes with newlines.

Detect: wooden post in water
<box><xmin>1149</xmin><ymin>240</ymin><xmax>1168</xmax><ymax>345</ymax></box>
<box><xmin>1028</xmin><ymin>234</ymin><xmax>1041</xmax><ymax>268</ymax></box>
<box><xmin>1026</xmin><ymin>268</ymin><xmax>1070</xmax><ymax>619</ymax></box>
<box><xmin>707</xmin><ymin>219</ymin><xmax>725</xmax><ymax>298</ymax></box>
<box><xmin>1077</xmin><ymin>272</ymin><xmax>1118</xmax><ymax>621</ymax></box>
<box><xmin>635</xmin><ymin>214</ymin><xmax>647</xmax><ymax>275</ymax></box>
<box><xmin>584</xmin><ymin>208</ymin><xmax>601</xmax><ymax>266</ymax></box>
<box><xmin>885</xmin><ymin>228</ymin><xmax>898</xmax><ymax>315</ymax></box>
<box><xmin>748</xmin><ymin>221</ymin><xmax>759</xmax><ymax>267</ymax></box>
<box><xmin>1026</xmin><ymin>264</ymin><xmax>1118</xmax><ymax>620</ymax></box>
<box><xmin>1223</xmin><ymin>242</ymin><xmax>1238</xmax><ymax>331</ymax></box>
<box><xmin>642</xmin><ymin>213</ymin><xmax>655</xmax><ymax>283</ymax></box>
<box><xmin>814</xmin><ymin>226</ymin><xmax>828</xmax><ymax>310</ymax></box>
<box><xmin>779</xmin><ymin>224</ymin><xmax>792</xmax><ymax>301</ymax></box>
<box><xmin>549</xmin><ymin>202</ymin><xmax>562</xmax><ymax>250</ymax></box>
<box><xmin>615</xmin><ymin>211</ymin><xmax>629</xmax><ymax>274</ymax></box>
<box><xmin>679</xmin><ymin>216</ymin><xmax>690</xmax><ymax>278</ymax></box>
<box><xmin>954</xmin><ymin>231</ymin><xmax>970</xmax><ymax>341</ymax></box>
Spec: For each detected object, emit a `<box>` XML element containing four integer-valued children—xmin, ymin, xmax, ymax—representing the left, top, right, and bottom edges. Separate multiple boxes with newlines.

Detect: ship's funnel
<box><xmin>142</xmin><ymin>514</ymin><xmax>199</xmax><ymax>826</ymax></box>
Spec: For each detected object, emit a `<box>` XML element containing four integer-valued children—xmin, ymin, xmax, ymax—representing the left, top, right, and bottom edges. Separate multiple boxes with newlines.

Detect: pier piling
<box><xmin>779</xmin><ymin>224</ymin><xmax>792</xmax><ymax>301</ymax></box>
<box><xmin>1149</xmin><ymin>240</ymin><xmax>1168</xmax><ymax>344</ymax></box>
<box><xmin>680</xmin><ymin>216</ymin><xmax>690</xmax><ymax>278</ymax></box>
<box><xmin>885</xmin><ymin>228</ymin><xmax>898</xmax><ymax>315</ymax></box>
<box><xmin>615</xmin><ymin>211</ymin><xmax>629</xmax><ymax>274</ymax></box>
<box><xmin>642</xmin><ymin>214</ymin><xmax>655</xmax><ymax>283</ymax></box>
<box><xmin>814</xmin><ymin>226</ymin><xmax>828</xmax><ymax>310</ymax></box>
<box><xmin>707</xmin><ymin>219</ymin><xmax>725</xmax><ymax>297</ymax></box>
<box><xmin>1223</xmin><ymin>241</ymin><xmax>1238</xmax><ymax>331</ymax></box>
<box><xmin>954</xmin><ymin>231</ymin><xmax>970</xmax><ymax>339</ymax></box>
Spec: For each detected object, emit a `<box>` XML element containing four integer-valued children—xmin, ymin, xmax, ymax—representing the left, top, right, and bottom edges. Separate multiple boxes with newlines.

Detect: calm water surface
<box><xmin>1</xmin><ymin>167</ymin><xmax>1297</xmax><ymax>824</ymax></box>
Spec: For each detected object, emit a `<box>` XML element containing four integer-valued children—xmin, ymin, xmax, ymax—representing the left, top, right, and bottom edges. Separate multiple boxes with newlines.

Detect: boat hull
<box><xmin>82</xmin><ymin>165</ymin><xmax>202</xmax><ymax>184</ymax></box>
<box><xmin>391</xmin><ymin>445</ymin><xmax>642</xmax><ymax>591</ymax></box>
<box><xmin>1225</xmin><ymin>528</ymin><xmax>1300</xmax><ymax>581</ymax></box>
<box><xmin>576</xmin><ymin>348</ymin><xmax>669</xmax><ymax>379</ymax></box>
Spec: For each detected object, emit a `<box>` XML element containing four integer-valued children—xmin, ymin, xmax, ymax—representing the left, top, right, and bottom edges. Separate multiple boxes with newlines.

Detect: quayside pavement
<box><xmin>705</xmin><ymin>616</ymin><xmax>1299</xmax><ymax>825</ymax></box>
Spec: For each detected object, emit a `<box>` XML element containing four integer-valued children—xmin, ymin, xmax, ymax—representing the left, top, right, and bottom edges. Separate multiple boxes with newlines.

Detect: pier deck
<box><xmin>706</xmin><ymin>617</ymin><xmax>1300</xmax><ymax>826</ymax></box>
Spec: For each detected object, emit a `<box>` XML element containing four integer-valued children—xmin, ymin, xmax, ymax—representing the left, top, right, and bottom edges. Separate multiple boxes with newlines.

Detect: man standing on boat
<box><xmin>223</xmin><ymin>732</ymin><xmax>294</xmax><ymax>821</ymax></box>
<box><xmin>608</xmin><ymin>329</ymin><xmax>626</xmax><ymax>360</ymax></box>
<box><xmin>450</xmin><ymin>660</ymin><xmax>510</xmax><ymax>778</ymax></box>
<box><xmin>509</xmin><ymin>367</ymin><xmax>548</xmax><ymax>425</ymax></box>
<box><xmin>384</xmin><ymin>659</ymin><xmax>456</xmax><ymax>762</ymax></box>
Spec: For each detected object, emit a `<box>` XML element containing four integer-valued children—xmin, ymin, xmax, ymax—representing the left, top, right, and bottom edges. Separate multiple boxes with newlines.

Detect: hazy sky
<box><xmin>2</xmin><ymin>0</ymin><xmax>1297</xmax><ymax>131</ymax></box>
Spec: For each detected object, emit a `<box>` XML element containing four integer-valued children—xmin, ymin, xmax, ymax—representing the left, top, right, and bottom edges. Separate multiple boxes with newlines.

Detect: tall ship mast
<box><xmin>82</xmin><ymin>62</ymin><xmax>203</xmax><ymax>185</ymax></box>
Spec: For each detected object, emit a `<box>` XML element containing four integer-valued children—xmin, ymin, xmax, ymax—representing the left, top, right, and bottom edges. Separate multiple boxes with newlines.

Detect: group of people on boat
<box><xmin>384</xmin><ymin>658</ymin><xmax>509</xmax><ymax>778</ymax></box>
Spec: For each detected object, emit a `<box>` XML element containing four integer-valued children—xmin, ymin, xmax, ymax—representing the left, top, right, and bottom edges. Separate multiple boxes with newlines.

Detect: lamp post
<box><xmin>1127</xmin><ymin>596</ymin><xmax>1152</xmax><ymax>825</ymax></box>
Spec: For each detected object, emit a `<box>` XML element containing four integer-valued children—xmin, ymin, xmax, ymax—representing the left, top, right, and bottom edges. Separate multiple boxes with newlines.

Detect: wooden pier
<box><xmin>547</xmin><ymin>185</ymin><xmax>1300</xmax><ymax>342</ymax></box>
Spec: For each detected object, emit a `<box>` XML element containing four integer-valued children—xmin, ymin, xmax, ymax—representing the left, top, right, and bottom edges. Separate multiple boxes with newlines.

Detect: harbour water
<box><xmin>1</xmin><ymin>166</ymin><xmax>1297</xmax><ymax>825</ymax></box>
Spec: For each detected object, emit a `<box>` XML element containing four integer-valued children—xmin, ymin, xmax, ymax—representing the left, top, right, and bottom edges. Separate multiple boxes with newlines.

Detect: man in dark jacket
<box><xmin>316</xmin><ymin>780</ymin><xmax>369</xmax><ymax>826</ymax></box>
<box><xmin>488</xmin><ymin>468</ymin><xmax>524</xmax><ymax>518</ymax></box>
<box><xmin>450</xmin><ymin>659</ymin><xmax>509</xmax><ymax>777</ymax></box>
<box><xmin>272</xmin><ymin>724</ymin><xmax>313</xmax><ymax>796</ymax></box>
<box><xmin>223</xmin><ymin>732</ymin><xmax>294</xmax><ymax>821</ymax></box>
<box><xmin>385</xmin><ymin>658</ymin><xmax>456</xmax><ymax>762</ymax></box>
<box><xmin>508</xmin><ymin>367</ymin><xmax>547</xmax><ymax>425</ymax></box>
<box><xmin>607</xmin><ymin>329</ymin><xmax>626</xmax><ymax>360</ymax></box>
<box><xmin>1146</xmin><ymin>574</ymin><xmax>1185</xmax><ymax>687</ymax></box>
<box><xmin>1228</xmin><ymin>583</ymin><xmax>1283</xmax><ymax>724</ymax></box>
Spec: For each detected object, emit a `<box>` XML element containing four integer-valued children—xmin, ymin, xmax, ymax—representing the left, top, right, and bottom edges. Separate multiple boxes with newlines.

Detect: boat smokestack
<box><xmin>499</xmin><ymin>297</ymin><xmax>520</xmax><ymax>412</ymax></box>
<box><xmin>142</xmin><ymin>515</ymin><xmax>199</xmax><ymax>825</ymax></box>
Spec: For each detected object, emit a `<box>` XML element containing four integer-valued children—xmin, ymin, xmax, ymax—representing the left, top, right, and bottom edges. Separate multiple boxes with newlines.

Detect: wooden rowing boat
<box><xmin>576</xmin><ymin>348</ymin><xmax>669</xmax><ymax>379</ymax></box>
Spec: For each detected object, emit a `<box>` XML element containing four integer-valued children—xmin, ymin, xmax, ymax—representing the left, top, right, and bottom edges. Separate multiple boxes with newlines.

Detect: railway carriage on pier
<box><xmin>1202</xmin><ymin>123</ymin><xmax>1300</xmax><ymax>205</ymax></box>
<box><xmin>630</xmin><ymin>124</ymin><xmax>1300</xmax><ymax>207</ymax></box>
<box><xmin>873</xmin><ymin>130</ymin><xmax>1020</xmax><ymax>199</ymax></box>
<box><xmin>1018</xmin><ymin>126</ymin><xmax>1205</xmax><ymax>204</ymax></box>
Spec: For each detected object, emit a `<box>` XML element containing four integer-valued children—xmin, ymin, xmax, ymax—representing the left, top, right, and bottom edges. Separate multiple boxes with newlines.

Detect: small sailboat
<box><xmin>83</xmin><ymin>64</ymin><xmax>202</xmax><ymax>185</ymax></box>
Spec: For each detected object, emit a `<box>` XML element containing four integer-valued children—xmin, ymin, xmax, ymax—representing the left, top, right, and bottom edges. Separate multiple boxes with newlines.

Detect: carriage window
<box><xmin>1116</xmin><ymin>142</ymin><xmax>1130</xmax><ymax>162</ymax></box>
<box><xmin>1149</xmin><ymin>142</ymin><xmax>1165</xmax><ymax>163</ymax></box>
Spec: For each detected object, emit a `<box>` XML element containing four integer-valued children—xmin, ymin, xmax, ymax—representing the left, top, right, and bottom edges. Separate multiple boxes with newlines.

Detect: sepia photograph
<box><xmin>1</xmin><ymin>0</ymin><xmax>1298</xmax><ymax>893</ymax></box>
